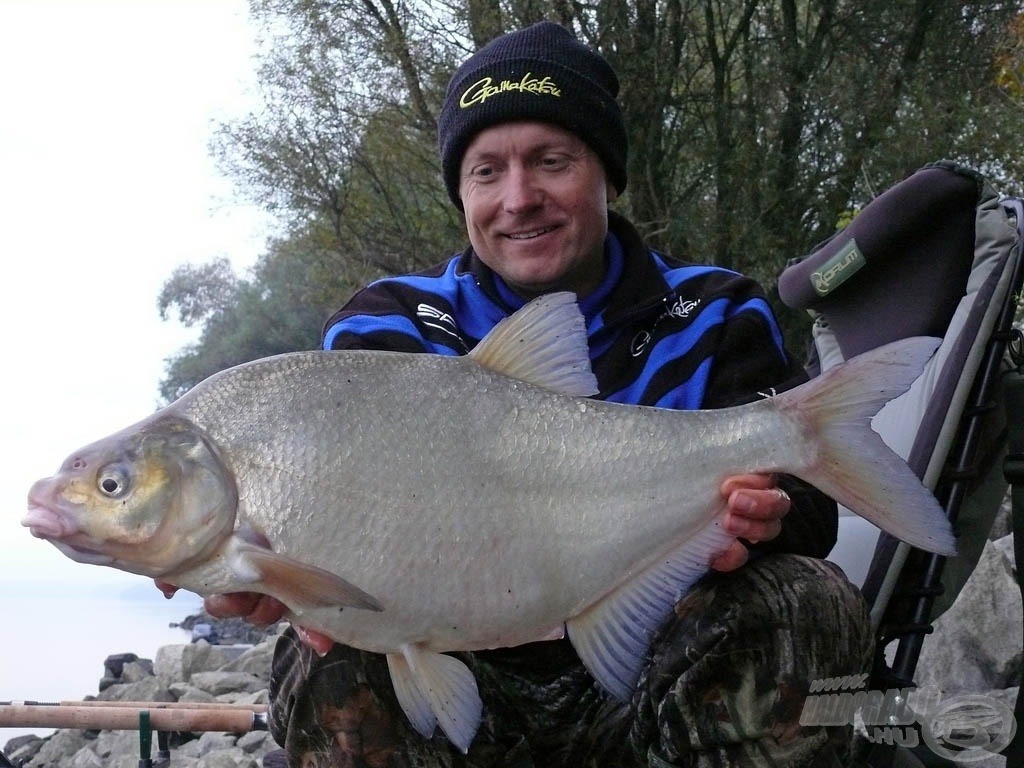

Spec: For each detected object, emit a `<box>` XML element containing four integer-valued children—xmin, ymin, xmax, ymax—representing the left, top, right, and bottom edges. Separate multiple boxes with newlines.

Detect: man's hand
<box><xmin>711</xmin><ymin>473</ymin><xmax>790</xmax><ymax>572</ymax></box>
<box><xmin>153</xmin><ymin>581</ymin><xmax>336</xmax><ymax>656</ymax></box>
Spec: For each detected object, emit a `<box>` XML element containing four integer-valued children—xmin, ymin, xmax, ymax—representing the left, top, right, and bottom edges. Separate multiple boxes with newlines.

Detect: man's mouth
<box><xmin>506</xmin><ymin>225</ymin><xmax>556</xmax><ymax>240</ymax></box>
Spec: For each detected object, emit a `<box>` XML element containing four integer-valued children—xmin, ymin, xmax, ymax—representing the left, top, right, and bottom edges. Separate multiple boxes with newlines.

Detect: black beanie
<box><xmin>438</xmin><ymin>21</ymin><xmax>628</xmax><ymax>208</ymax></box>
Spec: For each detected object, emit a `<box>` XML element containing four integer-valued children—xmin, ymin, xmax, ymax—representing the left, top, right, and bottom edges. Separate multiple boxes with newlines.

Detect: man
<box><xmin>202</xmin><ymin>21</ymin><xmax>870</xmax><ymax>767</ymax></box>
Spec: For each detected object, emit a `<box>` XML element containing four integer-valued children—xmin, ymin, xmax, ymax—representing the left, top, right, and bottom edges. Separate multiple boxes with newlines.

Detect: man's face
<box><xmin>458</xmin><ymin>121</ymin><xmax>617</xmax><ymax>299</ymax></box>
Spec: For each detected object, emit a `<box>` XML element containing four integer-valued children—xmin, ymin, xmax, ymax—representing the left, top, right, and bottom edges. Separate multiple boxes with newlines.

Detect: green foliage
<box><xmin>160</xmin><ymin>0</ymin><xmax>1024</xmax><ymax>398</ymax></box>
<box><xmin>158</xmin><ymin>227</ymin><xmax>382</xmax><ymax>401</ymax></box>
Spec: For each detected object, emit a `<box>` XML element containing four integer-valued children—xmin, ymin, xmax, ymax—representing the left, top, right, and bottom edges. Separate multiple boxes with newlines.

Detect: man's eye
<box><xmin>540</xmin><ymin>155</ymin><xmax>569</xmax><ymax>169</ymax></box>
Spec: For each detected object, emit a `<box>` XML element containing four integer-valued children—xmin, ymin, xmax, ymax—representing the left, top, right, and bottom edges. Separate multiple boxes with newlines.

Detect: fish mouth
<box><xmin>22</xmin><ymin>504</ymin><xmax>79</xmax><ymax>539</ymax></box>
<box><xmin>50</xmin><ymin>539</ymin><xmax>115</xmax><ymax>566</ymax></box>
<box><xmin>21</xmin><ymin>505</ymin><xmax>114</xmax><ymax>565</ymax></box>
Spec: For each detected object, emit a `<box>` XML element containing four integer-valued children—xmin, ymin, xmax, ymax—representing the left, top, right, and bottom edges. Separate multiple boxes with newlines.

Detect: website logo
<box><xmin>800</xmin><ymin>676</ymin><xmax>1016</xmax><ymax>760</ymax></box>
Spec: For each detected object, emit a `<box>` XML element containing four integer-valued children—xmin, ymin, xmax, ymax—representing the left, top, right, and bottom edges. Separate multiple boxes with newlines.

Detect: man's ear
<box><xmin>606</xmin><ymin>182</ymin><xmax>618</xmax><ymax>204</ymax></box>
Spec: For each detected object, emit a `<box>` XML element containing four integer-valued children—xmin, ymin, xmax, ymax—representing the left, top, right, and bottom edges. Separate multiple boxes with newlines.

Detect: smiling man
<box><xmin>206</xmin><ymin>21</ymin><xmax>870</xmax><ymax>768</ymax></box>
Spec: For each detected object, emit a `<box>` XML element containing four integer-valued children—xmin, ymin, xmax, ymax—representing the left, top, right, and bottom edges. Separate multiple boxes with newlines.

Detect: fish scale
<box><xmin>24</xmin><ymin>292</ymin><xmax>955</xmax><ymax>754</ymax></box>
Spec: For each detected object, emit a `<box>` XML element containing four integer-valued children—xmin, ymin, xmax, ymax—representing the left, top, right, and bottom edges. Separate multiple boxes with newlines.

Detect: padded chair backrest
<box><xmin>780</xmin><ymin>162</ymin><xmax>981</xmax><ymax>360</ymax></box>
<box><xmin>779</xmin><ymin>161</ymin><xmax>1020</xmax><ymax>619</ymax></box>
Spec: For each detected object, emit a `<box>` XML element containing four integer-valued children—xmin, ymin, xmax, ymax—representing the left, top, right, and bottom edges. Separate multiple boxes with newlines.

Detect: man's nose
<box><xmin>502</xmin><ymin>167</ymin><xmax>544</xmax><ymax>212</ymax></box>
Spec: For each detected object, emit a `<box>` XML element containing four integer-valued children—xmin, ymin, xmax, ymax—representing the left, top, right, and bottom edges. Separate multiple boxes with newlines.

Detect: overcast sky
<box><xmin>0</xmin><ymin>0</ymin><xmax>272</xmax><ymax>595</ymax></box>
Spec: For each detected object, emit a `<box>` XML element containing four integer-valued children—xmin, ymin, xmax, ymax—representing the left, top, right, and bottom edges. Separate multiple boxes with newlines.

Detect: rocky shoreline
<box><xmin>2</xmin><ymin>615</ymin><xmax>284</xmax><ymax>768</ymax></box>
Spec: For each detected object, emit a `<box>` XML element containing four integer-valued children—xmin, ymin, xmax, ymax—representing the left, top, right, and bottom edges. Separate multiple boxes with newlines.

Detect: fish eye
<box><xmin>97</xmin><ymin>466</ymin><xmax>130</xmax><ymax>498</ymax></box>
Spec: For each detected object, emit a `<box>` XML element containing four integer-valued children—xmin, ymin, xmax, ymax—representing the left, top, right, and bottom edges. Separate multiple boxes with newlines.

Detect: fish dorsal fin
<box><xmin>468</xmin><ymin>292</ymin><xmax>599</xmax><ymax>396</ymax></box>
<box><xmin>566</xmin><ymin>519</ymin><xmax>735</xmax><ymax>700</ymax></box>
<box><xmin>386</xmin><ymin>644</ymin><xmax>482</xmax><ymax>754</ymax></box>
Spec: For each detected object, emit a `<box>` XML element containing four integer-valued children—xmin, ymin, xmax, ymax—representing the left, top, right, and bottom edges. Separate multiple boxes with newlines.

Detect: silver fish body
<box><xmin>24</xmin><ymin>293</ymin><xmax>954</xmax><ymax>752</ymax></box>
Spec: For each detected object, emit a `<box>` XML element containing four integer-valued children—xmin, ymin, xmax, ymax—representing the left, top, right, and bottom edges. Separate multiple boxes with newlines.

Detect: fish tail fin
<box><xmin>774</xmin><ymin>336</ymin><xmax>956</xmax><ymax>556</ymax></box>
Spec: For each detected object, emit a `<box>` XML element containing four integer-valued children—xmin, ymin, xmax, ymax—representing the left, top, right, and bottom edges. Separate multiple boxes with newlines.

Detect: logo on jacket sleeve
<box><xmin>417</xmin><ymin>303</ymin><xmax>463</xmax><ymax>343</ymax></box>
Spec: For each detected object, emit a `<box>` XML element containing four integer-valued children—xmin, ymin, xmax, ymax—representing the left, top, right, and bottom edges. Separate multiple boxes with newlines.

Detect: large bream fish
<box><xmin>25</xmin><ymin>293</ymin><xmax>954</xmax><ymax>752</ymax></box>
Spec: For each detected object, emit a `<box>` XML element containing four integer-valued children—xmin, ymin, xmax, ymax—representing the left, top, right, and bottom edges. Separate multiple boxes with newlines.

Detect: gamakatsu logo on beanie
<box><xmin>459</xmin><ymin>73</ymin><xmax>562</xmax><ymax>108</ymax></box>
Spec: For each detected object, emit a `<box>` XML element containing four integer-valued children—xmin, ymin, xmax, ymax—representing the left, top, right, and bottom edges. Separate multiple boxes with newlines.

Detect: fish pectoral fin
<box><xmin>233</xmin><ymin>542</ymin><xmax>382</xmax><ymax>612</ymax></box>
<box><xmin>566</xmin><ymin>519</ymin><xmax>735</xmax><ymax>701</ymax></box>
<box><xmin>467</xmin><ymin>292</ymin><xmax>599</xmax><ymax>397</ymax></box>
<box><xmin>386</xmin><ymin>645</ymin><xmax>482</xmax><ymax>754</ymax></box>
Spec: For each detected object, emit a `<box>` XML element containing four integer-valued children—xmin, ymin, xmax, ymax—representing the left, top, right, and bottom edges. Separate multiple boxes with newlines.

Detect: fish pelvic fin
<box><xmin>232</xmin><ymin>541</ymin><xmax>383</xmax><ymax>613</ymax></box>
<box><xmin>566</xmin><ymin>520</ymin><xmax>735</xmax><ymax>701</ymax></box>
<box><xmin>468</xmin><ymin>292</ymin><xmax>599</xmax><ymax>397</ymax></box>
<box><xmin>775</xmin><ymin>336</ymin><xmax>956</xmax><ymax>556</ymax></box>
<box><xmin>386</xmin><ymin>645</ymin><xmax>482</xmax><ymax>754</ymax></box>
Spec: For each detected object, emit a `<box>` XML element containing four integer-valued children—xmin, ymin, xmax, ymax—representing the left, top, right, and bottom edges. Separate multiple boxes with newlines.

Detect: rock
<box><xmin>217</xmin><ymin>689</ymin><xmax>270</xmax><ymax>706</ymax></box>
<box><xmin>218</xmin><ymin>639</ymin><xmax>278</xmax><ymax>681</ymax></box>
<box><xmin>120</xmin><ymin>659</ymin><xmax>155</xmax><ymax>684</ymax></box>
<box><xmin>155</xmin><ymin>641</ymin><xmax>252</xmax><ymax>682</ymax></box>
<box><xmin>197</xmin><ymin>748</ymin><xmax>260</xmax><ymax>768</ymax></box>
<box><xmin>917</xmin><ymin>534</ymin><xmax>1023</xmax><ymax>694</ymax></box>
<box><xmin>23</xmin><ymin>728</ymin><xmax>90</xmax><ymax>767</ymax></box>
<box><xmin>96</xmin><ymin>676</ymin><xmax>174</xmax><ymax>704</ymax></box>
<box><xmin>171</xmin><ymin>683</ymin><xmax>220</xmax><ymax>703</ymax></box>
<box><xmin>189</xmin><ymin>671</ymin><xmax>267</xmax><ymax>697</ymax></box>
<box><xmin>92</xmin><ymin>729</ymin><xmax>138</xmax><ymax>761</ymax></box>
<box><xmin>197</xmin><ymin>731</ymin><xmax>238</xmax><ymax>756</ymax></box>
<box><xmin>236</xmin><ymin>731</ymin><xmax>275</xmax><ymax>755</ymax></box>
<box><xmin>103</xmin><ymin>653</ymin><xmax>140</xmax><ymax>679</ymax></box>
<box><xmin>989</xmin><ymin>493</ymin><xmax>1012</xmax><ymax>541</ymax></box>
<box><xmin>3</xmin><ymin>733</ymin><xmax>43</xmax><ymax>759</ymax></box>
<box><xmin>69</xmin><ymin>746</ymin><xmax>102</xmax><ymax>768</ymax></box>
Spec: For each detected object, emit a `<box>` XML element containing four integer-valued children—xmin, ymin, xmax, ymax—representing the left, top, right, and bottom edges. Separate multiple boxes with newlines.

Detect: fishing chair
<box><xmin>778</xmin><ymin>160</ymin><xmax>1024</xmax><ymax>767</ymax></box>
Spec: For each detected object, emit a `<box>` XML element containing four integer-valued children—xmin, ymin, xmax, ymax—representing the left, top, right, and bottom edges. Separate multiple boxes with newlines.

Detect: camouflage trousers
<box><xmin>266</xmin><ymin>555</ymin><xmax>871</xmax><ymax>768</ymax></box>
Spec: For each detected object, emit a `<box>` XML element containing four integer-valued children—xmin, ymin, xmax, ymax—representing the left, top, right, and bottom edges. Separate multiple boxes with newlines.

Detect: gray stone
<box><xmin>917</xmin><ymin>535</ymin><xmax>1023</xmax><ymax>693</ymax></box>
<box><xmin>103</xmin><ymin>653</ymin><xmax>139</xmax><ymax>679</ymax></box>
<box><xmin>69</xmin><ymin>746</ymin><xmax>103</xmax><ymax>768</ymax></box>
<box><xmin>172</xmin><ymin>684</ymin><xmax>220</xmax><ymax>703</ymax></box>
<box><xmin>23</xmin><ymin>728</ymin><xmax>89</xmax><ymax>767</ymax></box>
<box><xmin>96</xmin><ymin>676</ymin><xmax>174</xmax><ymax>703</ymax></box>
<box><xmin>154</xmin><ymin>641</ymin><xmax>253</xmax><ymax>682</ymax></box>
<box><xmin>3</xmin><ymin>733</ymin><xmax>43</xmax><ymax>761</ymax></box>
<box><xmin>189</xmin><ymin>671</ymin><xmax>267</xmax><ymax>696</ymax></box>
<box><xmin>217</xmin><ymin>639</ymin><xmax>276</xmax><ymax>681</ymax></box>
<box><xmin>197</xmin><ymin>730</ymin><xmax>238</xmax><ymax>756</ymax></box>
<box><xmin>215</xmin><ymin>689</ymin><xmax>269</xmax><ymax>706</ymax></box>
<box><xmin>235</xmin><ymin>730</ymin><xmax>276</xmax><ymax>755</ymax></box>
<box><xmin>93</xmin><ymin>729</ymin><xmax>138</xmax><ymax>759</ymax></box>
<box><xmin>198</xmin><ymin>748</ymin><xmax>259</xmax><ymax>768</ymax></box>
<box><xmin>155</xmin><ymin>642</ymin><xmax>216</xmax><ymax>681</ymax></box>
<box><xmin>172</xmin><ymin>737</ymin><xmax>204</xmax><ymax>759</ymax></box>
<box><xmin>120</xmin><ymin>658</ymin><xmax>155</xmax><ymax>683</ymax></box>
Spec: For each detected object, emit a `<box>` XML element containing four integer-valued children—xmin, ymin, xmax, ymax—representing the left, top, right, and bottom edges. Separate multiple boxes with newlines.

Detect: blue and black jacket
<box><xmin>322</xmin><ymin>211</ymin><xmax>837</xmax><ymax>557</ymax></box>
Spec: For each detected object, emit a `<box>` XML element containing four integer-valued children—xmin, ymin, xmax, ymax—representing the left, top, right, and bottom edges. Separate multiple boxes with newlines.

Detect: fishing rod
<box><xmin>0</xmin><ymin>700</ymin><xmax>267</xmax><ymax>732</ymax></box>
<box><xmin>0</xmin><ymin>700</ymin><xmax>269</xmax><ymax>768</ymax></box>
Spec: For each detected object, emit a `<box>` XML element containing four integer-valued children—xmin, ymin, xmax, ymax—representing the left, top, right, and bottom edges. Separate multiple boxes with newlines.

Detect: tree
<box><xmin>161</xmin><ymin>0</ymin><xmax>1024</xmax><ymax>397</ymax></box>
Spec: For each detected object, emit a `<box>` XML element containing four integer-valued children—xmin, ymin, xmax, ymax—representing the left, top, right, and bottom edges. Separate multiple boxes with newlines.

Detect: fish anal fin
<box><xmin>386</xmin><ymin>652</ymin><xmax>436</xmax><ymax>740</ymax></box>
<box><xmin>387</xmin><ymin>644</ymin><xmax>482</xmax><ymax>754</ymax></box>
<box><xmin>233</xmin><ymin>541</ymin><xmax>383</xmax><ymax>613</ymax></box>
<box><xmin>468</xmin><ymin>292</ymin><xmax>599</xmax><ymax>397</ymax></box>
<box><xmin>566</xmin><ymin>520</ymin><xmax>734</xmax><ymax>700</ymax></box>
